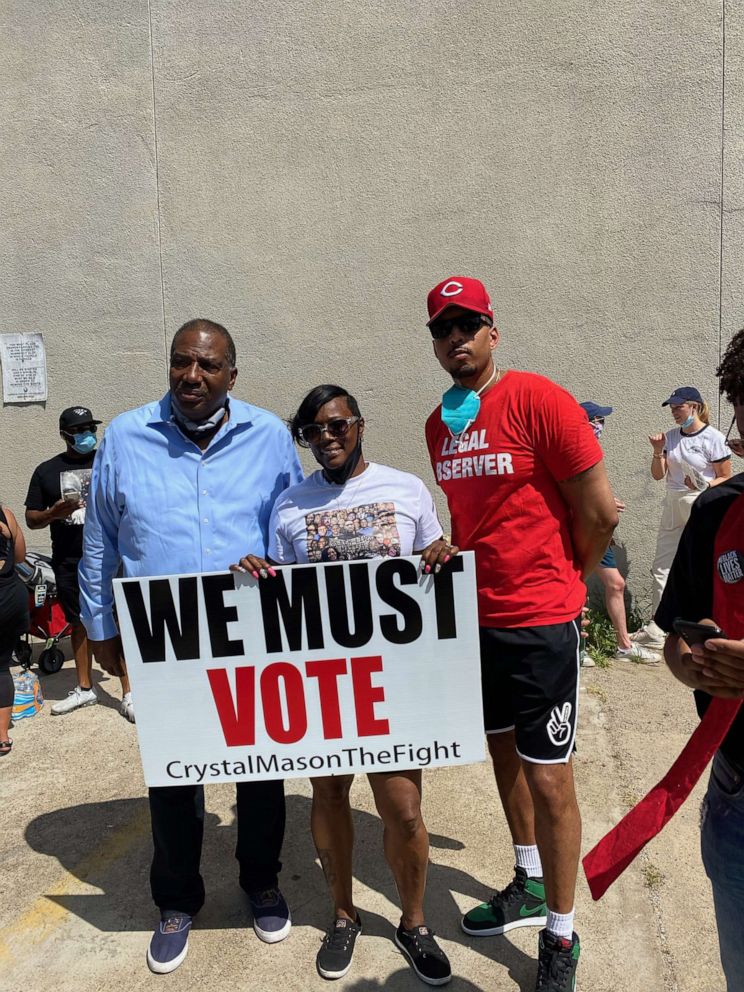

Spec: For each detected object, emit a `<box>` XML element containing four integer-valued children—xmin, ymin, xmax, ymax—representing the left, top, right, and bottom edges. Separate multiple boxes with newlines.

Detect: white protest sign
<box><xmin>113</xmin><ymin>553</ymin><xmax>484</xmax><ymax>786</ymax></box>
<box><xmin>0</xmin><ymin>332</ymin><xmax>48</xmax><ymax>402</ymax></box>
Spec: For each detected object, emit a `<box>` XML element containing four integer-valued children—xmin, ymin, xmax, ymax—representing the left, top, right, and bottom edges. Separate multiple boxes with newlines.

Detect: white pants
<box><xmin>649</xmin><ymin>488</ymin><xmax>699</xmax><ymax>619</ymax></box>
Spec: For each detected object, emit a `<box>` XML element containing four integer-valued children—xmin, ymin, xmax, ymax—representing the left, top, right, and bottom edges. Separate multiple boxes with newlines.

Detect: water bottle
<box><xmin>12</xmin><ymin>669</ymin><xmax>44</xmax><ymax>720</ymax></box>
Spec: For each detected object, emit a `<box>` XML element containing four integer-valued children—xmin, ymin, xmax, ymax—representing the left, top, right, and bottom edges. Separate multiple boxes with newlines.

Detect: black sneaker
<box><xmin>535</xmin><ymin>930</ymin><xmax>580</xmax><ymax>992</ymax></box>
<box><xmin>394</xmin><ymin>923</ymin><xmax>451</xmax><ymax>986</ymax></box>
<box><xmin>462</xmin><ymin>866</ymin><xmax>547</xmax><ymax>935</ymax></box>
<box><xmin>316</xmin><ymin>915</ymin><xmax>362</xmax><ymax>979</ymax></box>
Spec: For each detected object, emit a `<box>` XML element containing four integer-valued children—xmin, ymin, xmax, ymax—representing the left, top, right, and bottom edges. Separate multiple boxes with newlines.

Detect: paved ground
<box><xmin>0</xmin><ymin>648</ymin><xmax>724</xmax><ymax>992</ymax></box>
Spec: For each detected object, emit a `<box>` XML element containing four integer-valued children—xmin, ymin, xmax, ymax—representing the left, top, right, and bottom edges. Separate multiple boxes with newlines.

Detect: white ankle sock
<box><xmin>514</xmin><ymin>844</ymin><xmax>543</xmax><ymax>877</ymax></box>
<box><xmin>546</xmin><ymin>907</ymin><xmax>574</xmax><ymax>940</ymax></box>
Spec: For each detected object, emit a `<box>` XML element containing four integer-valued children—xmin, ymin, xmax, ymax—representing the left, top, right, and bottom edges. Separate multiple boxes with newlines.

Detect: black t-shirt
<box><xmin>656</xmin><ymin>473</ymin><xmax>744</xmax><ymax>766</ymax></box>
<box><xmin>0</xmin><ymin>506</ymin><xmax>15</xmax><ymax>580</ymax></box>
<box><xmin>25</xmin><ymin>451</ymin><xmax>96</xmax><ymax>566</ymax></box>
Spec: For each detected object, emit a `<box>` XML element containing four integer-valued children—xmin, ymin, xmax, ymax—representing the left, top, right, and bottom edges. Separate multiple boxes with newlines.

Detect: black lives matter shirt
<box><xmin>25</xmin><ymin>451</ymin><xmax>96</xmax><ymax>566</ymax></box>
<box><xmin>656</xmin><ymin>474</ymin><xmax>744</xmax><ymax>767</ymax></box>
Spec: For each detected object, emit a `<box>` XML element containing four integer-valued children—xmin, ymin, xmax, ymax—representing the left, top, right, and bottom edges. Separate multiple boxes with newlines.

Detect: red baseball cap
<box><xmin>426</xmin><ymin>276</ymin><xmax>493</xmax><ymax>326</ymax></box>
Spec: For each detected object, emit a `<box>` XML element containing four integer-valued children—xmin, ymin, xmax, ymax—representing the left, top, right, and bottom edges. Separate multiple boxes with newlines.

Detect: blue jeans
<box><xmin>701</xmin><ymin>750</ymin><xmax>744</xmax><ymax>990</ymax></box>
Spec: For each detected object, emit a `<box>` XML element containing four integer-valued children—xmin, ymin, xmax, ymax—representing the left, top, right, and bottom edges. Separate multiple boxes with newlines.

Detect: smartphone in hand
<box><xmin>672</xmin><ymin>619</ymin><xmax>727</xmax><ymax>646</ymax></box>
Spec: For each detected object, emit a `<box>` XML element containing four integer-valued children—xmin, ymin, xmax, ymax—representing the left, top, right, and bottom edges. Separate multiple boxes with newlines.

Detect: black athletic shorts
<box><xmin>53</xmin><ymin>561</ymin><xmax>82</xmax><ymax>625</ymax></box>
<box><xmin>479</xmin><ymin>616</ymin><xmax>582</xmax><ymax>764</ymax></box>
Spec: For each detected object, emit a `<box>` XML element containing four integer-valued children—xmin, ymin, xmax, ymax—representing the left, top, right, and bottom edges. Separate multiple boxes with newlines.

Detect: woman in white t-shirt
<box><xmin>232</xmin><ymin>384</ymin><xmax>457</xmax><ymax>985</ymax></box>
<box><xmin>635</xmin><ymin>386</ymin><xmax>731</xmax><ymax>648</ymax></box>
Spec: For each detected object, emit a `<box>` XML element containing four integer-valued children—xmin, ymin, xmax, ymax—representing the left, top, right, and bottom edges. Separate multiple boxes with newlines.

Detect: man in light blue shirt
<box><xmin>79</xmin><ymin>318</ymin><xmax>303</xmax><ymax>974</ymax></box>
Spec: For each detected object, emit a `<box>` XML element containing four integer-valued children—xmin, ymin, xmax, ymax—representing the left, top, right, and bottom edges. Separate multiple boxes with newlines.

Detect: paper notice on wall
<box><xmin>0</xmin><ymin>332</ymin><xmax>48</xmax><ymax>403</ymax></box>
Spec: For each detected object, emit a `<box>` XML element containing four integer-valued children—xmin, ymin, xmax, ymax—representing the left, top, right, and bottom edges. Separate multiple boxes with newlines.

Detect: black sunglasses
<box><xmin>429</xmin><ymin>313</ymin><xmax>489</xmax><ymax>340</ymax></box>
<box><xmin>298</xmin><ymin>416</ymin><xmax>360</xmax><ymax>445</ymax></box>
<box><xmin>63</xmin><ymin>424</ymin><xmax>98</xmax><ymax>436</ymax></box>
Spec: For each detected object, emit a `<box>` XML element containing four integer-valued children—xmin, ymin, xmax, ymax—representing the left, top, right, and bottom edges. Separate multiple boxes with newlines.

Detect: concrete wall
<box><xmin>2</xmin><ymin>1</ymin><xmax>742</xmax><ymax>612</ymax></box>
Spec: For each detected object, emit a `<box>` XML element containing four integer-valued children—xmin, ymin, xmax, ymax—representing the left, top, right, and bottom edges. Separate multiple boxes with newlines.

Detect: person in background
<box><xmin>579</xmin><ymin>402</ymin><xmax>659</xmax><ymax>665</ymax></box>
<box><xmin>79</xmin><ymin>319</ymin><xmax>303</xmax><ymax>975</ymax></box>
<box><xmin>234</xmin><ymin>384</ymin><xmax>456</xmax><ymax>986</ymax></box>
<box><xmin>0</xmin><ymin>504</ymin><xmax>28</xmax><ymax>755</ymax></box>
<box><xmin>423</xmin><ymin>276</ymin><xmax>618</xmax><ymax>992</ymax></box>
<box><xmin>25</xmin><ymin>406</ymin><xmax>132</xmax><ymax>719</ymax></box>
<box><xmin>656</xmin><ymin>329</ymin><xmax>744</xmax><ymax>990</ymax></box>
<box><xmin>632</xmin><ymin>387</ymin><xmax>731</xmax><ymax>651</ymax></box>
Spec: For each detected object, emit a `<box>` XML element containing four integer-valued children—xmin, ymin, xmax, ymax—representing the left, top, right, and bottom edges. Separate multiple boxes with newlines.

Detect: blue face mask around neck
<box><xmin>441</xmin><ymin>366</ymin><xmax>497</xmax><ymax>436</ymax></box>
<box><xmin>680</xmin><ymin>414</ymin><xmax>695</xmax><ymax>430</ymax></box>
<box><xmin>70</xmin><ymin>431</ymin><xmax>97</xmax><ymax>455</ymax></box>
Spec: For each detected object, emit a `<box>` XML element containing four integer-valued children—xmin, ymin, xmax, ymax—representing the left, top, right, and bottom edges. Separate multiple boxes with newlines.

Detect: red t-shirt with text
<box><xmin>425</xmin><ymin>371</ymin><xmax>602</xmax><ymax>628</ymax></box>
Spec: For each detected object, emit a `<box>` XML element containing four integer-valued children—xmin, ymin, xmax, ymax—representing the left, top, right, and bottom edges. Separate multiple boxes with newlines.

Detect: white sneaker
<box><xmin>51</xmin><ymin>685</ymin><xmax>97</xmax><ymax>715</ymax></box>
<box><xmin>120</xmin><ymin>692</ymin><xmax>135</xmax><ymax>723</ymax></box>
<box><xmin>580</xmin><ymin>652</ymin><xmax>596</xmax><ymax>668</ymax></box>
<box><xmin>630</xmin><ymin>625</ymin><xmax>664</xmax><ymax>649</ymax></box>
<box><xmin>616</xmin><ymin>644</ymin><xmax>661</xmax><ymax>664</ymax></box>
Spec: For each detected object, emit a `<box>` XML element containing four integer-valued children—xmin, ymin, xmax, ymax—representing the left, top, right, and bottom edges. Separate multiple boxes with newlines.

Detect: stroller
<box><xmin>14</xmin><ymin>552</ymin><xmax>71</xmax><ymax>674</ymax></box>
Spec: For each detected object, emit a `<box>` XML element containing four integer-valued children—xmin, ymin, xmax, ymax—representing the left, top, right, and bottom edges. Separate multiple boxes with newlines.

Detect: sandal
<box><xmin>0</xmin><ymin>739</ymin><xmax>12</xmax><ymax>756</ymax></box>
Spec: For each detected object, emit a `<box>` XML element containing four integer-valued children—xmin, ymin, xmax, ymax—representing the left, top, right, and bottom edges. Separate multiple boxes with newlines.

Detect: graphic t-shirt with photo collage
<box><xmin>268</xmin><ymin>462</ymin><xmax>443</xmax><ymax>564</ymax></box>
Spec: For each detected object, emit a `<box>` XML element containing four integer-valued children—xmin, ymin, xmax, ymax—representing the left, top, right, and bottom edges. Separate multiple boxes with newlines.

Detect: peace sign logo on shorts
<box><xmin>546</xmin><ymin>702</ymin><xmax>572</xmax><ymax>747</ymax></box>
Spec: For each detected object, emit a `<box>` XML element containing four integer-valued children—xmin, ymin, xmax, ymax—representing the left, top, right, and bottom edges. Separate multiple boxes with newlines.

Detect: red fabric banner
<box><xmin>583</xmin><ymin>696</ymin><xmax>742</xmax><ymax>901</ymax></box>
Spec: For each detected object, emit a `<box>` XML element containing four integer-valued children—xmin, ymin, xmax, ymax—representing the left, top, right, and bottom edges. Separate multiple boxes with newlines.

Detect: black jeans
<box><xmin>149</xmin><ymin>779</ymin><xmax>286</xmax><ymax>916</ymax></box>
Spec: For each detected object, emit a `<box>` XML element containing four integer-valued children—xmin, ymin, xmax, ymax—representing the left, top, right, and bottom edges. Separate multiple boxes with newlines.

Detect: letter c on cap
<box><xmin>440</xmin><ymin>280</ymin><xmax>463</xmax><ymax>298</ymax></box>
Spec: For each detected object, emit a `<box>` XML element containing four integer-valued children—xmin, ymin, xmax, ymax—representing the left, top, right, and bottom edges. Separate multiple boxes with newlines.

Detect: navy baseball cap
<box><xmin>661</xmin><ymin>386</ymin><xmax>703</xmax><ymax>407</ymax></box>
<box><xmin>580</xmin><ymin>402</ymin><xmax>613</xmax><ymax>421</ymax></box>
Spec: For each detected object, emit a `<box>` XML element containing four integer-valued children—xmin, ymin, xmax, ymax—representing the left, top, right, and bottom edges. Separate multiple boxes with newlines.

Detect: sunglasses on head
<box><xmin>297</xmin><ymin>416</ymin><xmax>360</xmax><ymax>445</ymax></box>
<box><xmin>429</xmin><ymin>312</ymin><xmax>489</xmax><ymax>340</ymax></box>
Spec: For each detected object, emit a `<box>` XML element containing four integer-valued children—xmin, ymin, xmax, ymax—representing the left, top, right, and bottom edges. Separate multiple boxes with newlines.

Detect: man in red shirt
<box><xmin>424</xmin><ymin>276</ymin><xmax>618</xmax><ymax>992</ymax></box>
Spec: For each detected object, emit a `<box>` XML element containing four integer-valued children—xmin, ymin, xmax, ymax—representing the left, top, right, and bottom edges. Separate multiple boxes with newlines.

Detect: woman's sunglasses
<box><xmin>297</xmin><ymin>416</ymin><xmax>360</xmax><ymax>445</ymax></box>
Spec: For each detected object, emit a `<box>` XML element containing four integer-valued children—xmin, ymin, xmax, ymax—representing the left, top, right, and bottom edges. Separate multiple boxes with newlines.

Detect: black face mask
<box><xmin>323</xmin><ymin>434</ymin><xmax>364</xmax><ymax>485</ymax></box>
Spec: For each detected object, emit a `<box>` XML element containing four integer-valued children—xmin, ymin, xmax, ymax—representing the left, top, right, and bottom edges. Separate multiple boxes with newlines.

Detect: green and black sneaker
<box><xmin>535</xmin><ymin>929</ymin><xmax>580</xmax><ymax>992</ymax></box>
<box><xmin>461</xmin><ymin>866</ymin><xmax>547</xmax><ymax>936</ymax></box>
